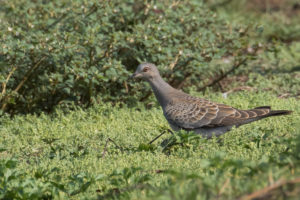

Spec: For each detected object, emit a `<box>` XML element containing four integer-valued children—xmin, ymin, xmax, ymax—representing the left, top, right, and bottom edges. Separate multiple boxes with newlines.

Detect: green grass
<box><xmin>1</xmin><ymin>92</ymin><xmax>299</xmax><ymax>199</ymax></box>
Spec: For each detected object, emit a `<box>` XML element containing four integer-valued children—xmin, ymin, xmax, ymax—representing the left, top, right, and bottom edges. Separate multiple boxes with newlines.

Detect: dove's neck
<box><xmin>148</xmin><ymin>76</ymin><xmax>177</xmax><ymax>108</ymax></box>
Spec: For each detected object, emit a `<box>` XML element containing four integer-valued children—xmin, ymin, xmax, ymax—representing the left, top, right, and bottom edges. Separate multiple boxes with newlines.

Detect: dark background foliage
<box><xmin>0</xmin><ymin>0</ymin><xmax>257</xmax><ymax>115</ymax></box>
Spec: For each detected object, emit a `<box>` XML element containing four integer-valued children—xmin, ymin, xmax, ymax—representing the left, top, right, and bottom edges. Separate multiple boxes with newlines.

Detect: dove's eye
<box><xmin>143</xmin><ymin>67</ymin><xmax>149</xmax><ymax>72</ymax></box>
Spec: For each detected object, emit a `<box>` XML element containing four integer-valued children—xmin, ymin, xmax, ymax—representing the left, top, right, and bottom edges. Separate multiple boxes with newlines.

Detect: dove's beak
<box><xmin>130</xmin><ymin>73</ymin><xmax>137</xmax><ymax>79</ymax></box>
<box><xmin>130</xmin><ymin>73</ymin><xmax>141</xmax><ymax>79</ymax></box>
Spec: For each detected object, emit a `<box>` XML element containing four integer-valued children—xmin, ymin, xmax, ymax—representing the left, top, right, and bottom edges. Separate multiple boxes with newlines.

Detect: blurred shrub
<box><xmin>206</xmin><ymin>0</ymin><xmax>300</xmax><ymax>42</ymax></box>
<box><xmin>0</xmin><ymin>158</ymin><xmax>105</xmax><ymax>199</ymax></box>
<box><xmin>0</xmin><ymin>0</ymin><xmax>256</xmax><ymax>114</ymax></box>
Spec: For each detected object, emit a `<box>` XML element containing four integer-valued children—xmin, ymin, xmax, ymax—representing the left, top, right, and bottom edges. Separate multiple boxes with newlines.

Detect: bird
<box><xmin>131</xmin><ymin>63</ymin><xmax>292</xmax><ymax>138</ymax></box>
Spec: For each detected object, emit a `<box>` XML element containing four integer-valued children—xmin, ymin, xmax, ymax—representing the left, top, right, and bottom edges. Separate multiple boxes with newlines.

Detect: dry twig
<box><xmin>239</xmin><ymin>177</ymin><xmax>300</xmax><ymax>200</ymax></box>
<box><xmin>1</xmin><ymin>56</ymin><xmax>46</xmax><ymax>111</ymax></box>
<box><xmin>222</xmin><ymin>86</ymin><xmax>255</xmax><ymax>98</ymax></box>
<box><xmin>198</xmin><ymin>58</ymin><xmax>248</xmax><ymax>92</ymax></box>
<box><xmin>169</xmin><ymin>51</ymin><xmax>182</xmax><ymax>70</ymax></box>
<box><xmin>1</xmin><ymin>66</ymin><xmax>17</xmax><ymax>97</ymax></box>
<box><xmin>101</xmin><ymin>138</ymin><xmax>123</xmax><ymax>158</ymax></box>
<box><xmin>218</xmin><ymin>178</ymin><xmax>230</xmax><ymax>197</ymax></box>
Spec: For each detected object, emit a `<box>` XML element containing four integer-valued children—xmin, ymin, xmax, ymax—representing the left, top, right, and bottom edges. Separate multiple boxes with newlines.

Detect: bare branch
<box><xmin>198</xmin><ymin>58</ymin><xmax>248</xmax><ymax>92</ymax></box>
<box><xmin>169</xmin><ymin>51</ymin><xmax>182</xmax><ymax>70</ymax></box>
<box><xmin>1</xmin><ymin>56</ymin><xmax>46</xmax><ymax>111</ymax></box>
<box><xmin>1</xmin><ymin>66</ymin><xmax>17</xmax><ymax>97</ymax></box>
<box><xmin>14</xmin><ymin>56</ymin><xmax>46</xmax><ymax>93</ymax></box>
<box><xmin>239</xmin><ymin>177</ymin><xmax>300</xmax><ymax>200</ymax></box>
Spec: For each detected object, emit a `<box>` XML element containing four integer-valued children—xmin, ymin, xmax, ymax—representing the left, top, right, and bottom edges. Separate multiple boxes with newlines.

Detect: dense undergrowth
<box><xmin>0</xmin><ymin>0</ymin><xmax>258</xmax><ymax>115</ymax></box>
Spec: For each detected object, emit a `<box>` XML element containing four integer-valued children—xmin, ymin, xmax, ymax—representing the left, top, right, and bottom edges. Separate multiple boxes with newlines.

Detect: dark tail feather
<box><xmin>236</xmin><ymin>107</ymin><xmax>292</xmax><ymax>127</ymax></box>
<box><xmin>268</xmin><ymin>110</ymin><xmax>292</xmax><ymax>116</ymax></box>
<box><xmin>254</xmin><ymin>106</ymin><xmax>292</xmax><ymax>117</ymax></box>
<box><xmin>254</xmin><ymin>106</ymin><xmax>271</xmax><ymax>109</ymax></box>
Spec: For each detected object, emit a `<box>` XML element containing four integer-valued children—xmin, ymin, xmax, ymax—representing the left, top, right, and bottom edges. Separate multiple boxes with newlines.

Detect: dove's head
<box><xmin>131</xmin><ymin>63</ymin><xmax>160</xmax><ymax>81</ymax></box>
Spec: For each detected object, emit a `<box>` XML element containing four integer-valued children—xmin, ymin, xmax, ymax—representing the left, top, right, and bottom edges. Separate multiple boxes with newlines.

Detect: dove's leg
<box><xmin>149</xmin><ymin>129</ymin><xmax>174</xmax><ymax>144</ymax></box>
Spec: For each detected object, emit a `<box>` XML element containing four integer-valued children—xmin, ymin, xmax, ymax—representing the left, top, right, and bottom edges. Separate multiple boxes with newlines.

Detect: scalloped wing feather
<box><xmin>164</xmin><ymin>96</ymin><xmax>273</xmax><ymax>129</ymax></box>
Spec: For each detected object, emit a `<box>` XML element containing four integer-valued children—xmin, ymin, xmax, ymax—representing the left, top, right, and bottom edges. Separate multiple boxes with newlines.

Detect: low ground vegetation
<box><xmin>1</xmin><ymin>93</ymin><xmax>299</xmax><ymax>199</ymax></box>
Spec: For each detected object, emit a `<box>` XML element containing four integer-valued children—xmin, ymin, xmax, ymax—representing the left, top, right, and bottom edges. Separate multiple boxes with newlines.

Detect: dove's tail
<box><xmin>234</xmin><ymin>106</ymin><xmax>292</xmax><ymax>127</ymax></box>
<box><xmin>253</xmin><ymin>106</ymin><xmax>292</xmax><ymax>117</ymax></box>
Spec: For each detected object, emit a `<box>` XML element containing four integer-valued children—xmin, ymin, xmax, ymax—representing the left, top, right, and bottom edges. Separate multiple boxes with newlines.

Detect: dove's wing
<box><xmin>164</xmin><ymin>96</ymin><xmax>273</xmax><ymax>129</ymax></box>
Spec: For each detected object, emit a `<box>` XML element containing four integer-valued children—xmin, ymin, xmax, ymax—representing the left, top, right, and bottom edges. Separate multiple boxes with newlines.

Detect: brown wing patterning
<box><xmin>164</xmin><ymin>96</ymin><xmax>288</xmax><ymax>129</ymax></box>
<box><xmin>164</xmin><ymin>96</ymin><xmax>236</xmax><ymax>129</ymax></box>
